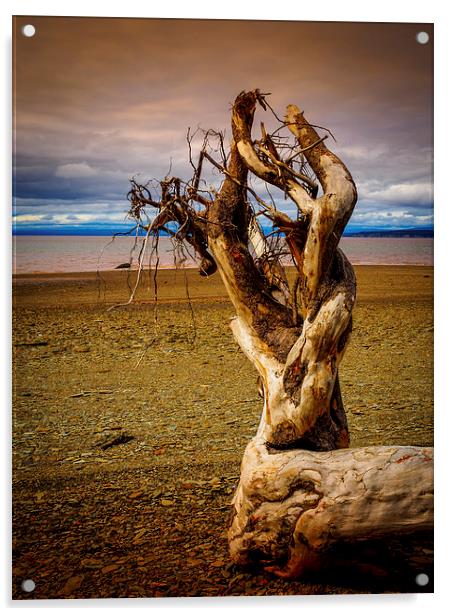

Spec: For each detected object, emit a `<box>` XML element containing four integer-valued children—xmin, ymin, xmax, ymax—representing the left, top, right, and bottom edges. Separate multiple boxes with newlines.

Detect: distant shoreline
<box><xmin>13</xmin><ymin>236</ymin><xmax>434</xmax><ymax>274</ymax></box>
<box><xmin>344</xmin><ymin>230</ymin><xmax>434</xmax><ymax>238</ymax></box>
<box><xmin>13</xmin><ymin>229</ymin><xmax>434</xmax><ymax>238</ymax></box>
<box><xmin>12</xmin><ymin>263</ymin><xmax>434</xmax><ymax>282</ymax></box>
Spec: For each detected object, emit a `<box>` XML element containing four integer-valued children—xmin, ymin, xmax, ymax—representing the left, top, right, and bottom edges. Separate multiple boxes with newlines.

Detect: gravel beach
<box><xmin>12</xmin><ymin>265</ymin><xmax>434</xmax><ymax>599</ymax></box>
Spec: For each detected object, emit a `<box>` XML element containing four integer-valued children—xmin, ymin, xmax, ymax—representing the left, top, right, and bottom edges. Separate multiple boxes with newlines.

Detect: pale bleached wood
<box><xmin>229</xmin><ymin>436</ymin><xmax>433</xmax><ymax>578</ymax></box>
<box><xmin>223</xmin><ymin>93</ymin><xmax>432</xmax><ymax>578</ymax></box>
<box><xmin>127</xmin><ymin>90</ymin><xmax>433</xmax><ymax>579</ymax></box>
<box><xmin>248</xmin><ymin>216</ymin><xmax>291</xmax><ymax>306</ymax></box>
<box><xmin>285</xmin><ymin>104</ymin><xmax>357</xmax><ymax>311</ymax></box>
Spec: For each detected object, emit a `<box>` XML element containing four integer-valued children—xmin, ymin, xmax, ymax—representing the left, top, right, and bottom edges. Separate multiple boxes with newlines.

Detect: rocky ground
<box><xmin>12</xmin><ymin>266</ymin><xmax>434</xmax><ymax>599</ymax></box>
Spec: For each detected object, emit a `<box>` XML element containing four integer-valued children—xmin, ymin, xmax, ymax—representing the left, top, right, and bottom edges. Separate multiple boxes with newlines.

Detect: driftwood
<box><xmin>125</xmin><ymin>90</ymin><xmax>433</xmax><ymax>580</ymax></box>
<box><xmin>230</xmin><ymin>437</ymin><xmax>433</xmax><ymax>578</ymax></box>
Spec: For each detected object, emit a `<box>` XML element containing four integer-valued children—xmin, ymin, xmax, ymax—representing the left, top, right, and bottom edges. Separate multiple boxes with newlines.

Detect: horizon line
<box><xmin>12</xmin><ymin>226</ymin><xmax>434</xmax><ymax>237</ymax></box>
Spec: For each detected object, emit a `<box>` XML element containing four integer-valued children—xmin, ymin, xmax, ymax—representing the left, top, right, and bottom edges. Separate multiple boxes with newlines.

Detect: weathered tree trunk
<box><xmin>207</xmin><ymin>92</ymin><xmax>355</xmax><ymax>452</ymax></box>
<box><xmin>126</xmin><ymin>89</ymin><xmax>433</xmax><ymax>580</ymax></box>
<box><xmin>229</xmin><ymin>436</ymin><xmax>433</xmax><ymax>578</ymax></box>
<box><xmin>207</xmin><ymin>92</ymin><xmax>433</xmax><ymax>577</ymax></box>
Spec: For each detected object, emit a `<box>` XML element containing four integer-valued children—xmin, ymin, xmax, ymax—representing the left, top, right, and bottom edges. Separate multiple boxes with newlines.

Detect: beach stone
<box><xmin>101</xmin><ymin>564</ymin><xmax>120</xmax><ymax>574</ymax></box>
<box><xmin>96</xmin><ymin>432</ymin><xmax>135</xmax><ymax>450</ymax></box>
<box><xmin>61</xmin><ymin>575</ymin><xmax>84</xmax><ymax>595</ymax></box>
<box><xmin>161</xmin><ymin>499</ymin><xmax>175</xmax><ymax>506</ymax></box>
<box><xmin>128</xmin><ymin>490</ymin><xmax>144</xmax><ymax>499</ymax></box>
<box><xmin>73</xmin><ymin>345</ymin><xmax>90</xmax><ymax>353</ymax></box>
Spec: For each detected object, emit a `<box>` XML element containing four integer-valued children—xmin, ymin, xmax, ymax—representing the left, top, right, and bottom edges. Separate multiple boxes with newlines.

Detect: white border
<box><xmin>2</xmin><ymin>0</ymin><xmax>439</xmax><ymax>22</ymax></box>
<box><xmin>2</xmin><ymin>1</ymin><xmax>450</xmax><ymax>614</ymax></box>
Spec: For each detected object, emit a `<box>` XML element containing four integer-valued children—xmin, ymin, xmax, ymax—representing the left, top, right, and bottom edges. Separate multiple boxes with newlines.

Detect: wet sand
<box><xmin>12</xmin><ymin>265</ymin><xmax>434</xmax><ymax>599</ymax></box>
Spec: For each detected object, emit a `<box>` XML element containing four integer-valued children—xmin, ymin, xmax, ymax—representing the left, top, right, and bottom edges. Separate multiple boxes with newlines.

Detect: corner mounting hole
<box><xmin>416</xmin><ymin>31</ymin><xmax>429</xmax><ymax>45</ymax></box>
<box><xmin>22</xmin><ymin>24</ymin><xmax>36</xmax><ymax>38</ymax></box>
<box><xmin>21</xmin><ymin>579</ymin><xmax>35</xmax><ymax>593</ymax></box>
<box><xmin>415</xmin><ymin>573</ymin><xmax>429</xmax><ymax>587</ymax></box>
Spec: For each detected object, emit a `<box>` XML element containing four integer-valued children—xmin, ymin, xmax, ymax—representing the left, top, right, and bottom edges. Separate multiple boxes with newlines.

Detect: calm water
<box><xmin>13</xmin><ymin>235</ymin><xmax>434</xmax><ymax>274</ymax></box>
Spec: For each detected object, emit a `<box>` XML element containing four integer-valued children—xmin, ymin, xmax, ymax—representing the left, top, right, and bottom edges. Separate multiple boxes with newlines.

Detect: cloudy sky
<box><xmin>13</xmin><ymin>17</ymin><xmax>433</xmax><ymax>234</ymax></box>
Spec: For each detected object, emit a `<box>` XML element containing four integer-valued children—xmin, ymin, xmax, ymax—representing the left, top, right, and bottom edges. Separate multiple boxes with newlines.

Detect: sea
<box><xmin>12</xmin><ymin>235</ymin><xmax>434</xmax><ymax>275</ymax></box>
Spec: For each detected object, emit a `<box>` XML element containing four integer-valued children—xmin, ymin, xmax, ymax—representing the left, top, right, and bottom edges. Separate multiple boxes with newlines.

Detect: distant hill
<box><xmin>343</xmin><ymin>228</ymin><xmax>433</xmax><ymax>238</ymax></box>
<box><xmin>13</xmin><ymin>226</ymin><xmax>434</xmax><ymax>238</ymax></box>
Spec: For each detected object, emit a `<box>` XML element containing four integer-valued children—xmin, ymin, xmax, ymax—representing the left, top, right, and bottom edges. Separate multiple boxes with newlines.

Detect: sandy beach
<box><xmin>12</xmin><ymin>265</ymin><xmax>434</xmax><ymax>598</ymax></box>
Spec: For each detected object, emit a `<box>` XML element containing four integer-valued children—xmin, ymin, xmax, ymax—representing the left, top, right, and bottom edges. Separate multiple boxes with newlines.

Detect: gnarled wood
<box><xmin>229</xmin><ymin>437</ymin><xmax>433</xmax><ymax>578</ymax></box>
<box><xmin>125</xmin><ymin>89</ymin><xmax>433</xmax><ymax>581</ymax></box>
<box><xmin>202</xmin><ymin>91</ymin><xmax>354</xmax><ymax>450</ymax></box>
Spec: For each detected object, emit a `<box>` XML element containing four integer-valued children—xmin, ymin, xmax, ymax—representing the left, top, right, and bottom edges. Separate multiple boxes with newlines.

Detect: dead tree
<box><xmin>125</xmin><ymin>90</ymin><xmax>433</xmax><ymax>579</ymax></box>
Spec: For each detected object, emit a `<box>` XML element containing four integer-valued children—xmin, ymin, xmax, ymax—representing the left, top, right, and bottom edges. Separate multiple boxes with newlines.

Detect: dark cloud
<box><xmin>13</xmin><ymin>17</ymin><xmax>433</xmax><ymax>231</ymax></box>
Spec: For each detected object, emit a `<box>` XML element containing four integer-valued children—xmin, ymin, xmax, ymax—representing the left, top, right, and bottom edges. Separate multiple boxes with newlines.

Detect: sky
<box><xmin>12</xmin><ymin>17</ymin><xmax>434</xmax><ymax>234</ymax></box>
